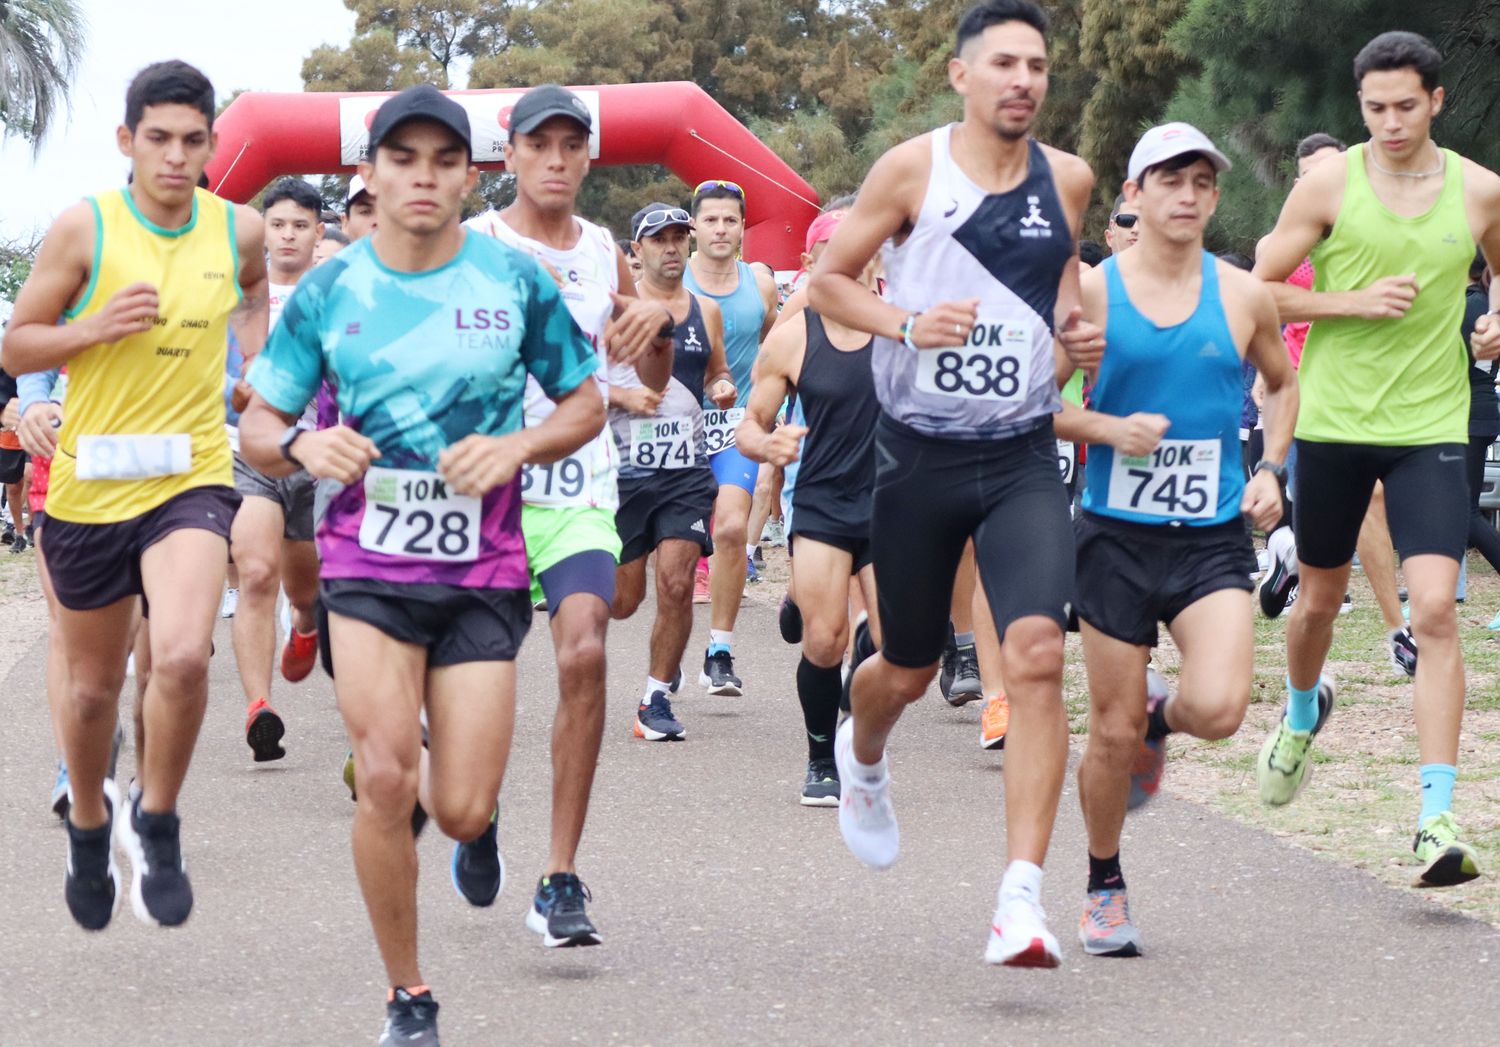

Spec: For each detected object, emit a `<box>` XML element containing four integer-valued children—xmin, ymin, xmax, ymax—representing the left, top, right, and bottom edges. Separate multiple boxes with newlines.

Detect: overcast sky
<box><xmin>0</xmin><ymin>0</ymin><xmax>357</xmax><ymax>241</ymax></box>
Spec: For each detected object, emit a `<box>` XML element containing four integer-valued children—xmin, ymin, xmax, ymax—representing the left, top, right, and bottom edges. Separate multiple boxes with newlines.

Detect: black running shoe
<box><xmin>64</xmin><ymin>780</ymin><xmax>120</xmax><ymax>931</ymax></box>
<box><xmin>944</xmin><ymin>644</ymin><xmax>982</xmax><ymax>706</ymax></box>
<box><xmin>450</xmin><ymin>812</ymin><xmax>503</xmax><ymax>907</ymax></box>
<box><xmin>634</xmin><ymin>692</ymin><xmax>685</xmax><ymax>741</ymax></box>
<box><xmin>527</xmin><ymin>872</ymin><xmax>601</xmax><ymax>947</ymax></box>
<box><xmin>1259</xmin><ymin>529</ymin><xmax>1298</xmax><ymax>619</ymax></box>
<box><xmin>0</xmin><ymin>524</ymin><xmax>12</xmax><ymax>544</ymax></box>
<box><xmin>9</xmin><ymin>533</ymin><xmax>27</xmax><ymax>554</ymax></box>
<box><xmin>700</xmin><ymin>649</ymin><xmax>743</xmax><ymax>696</ymax></box>
<box><xmin>939</xmin><ymin>626</ymin><xmax>959</xmax><ymax>699</ymax></box>
<box><xmin>779</xmin><ymin>594</ymin><xmax>803</xmax><ymax>645</ymax></box>
<box><xmin>380</xmin><ymin>987</ymin><xmax>440</xmax><ymax>1047</ymax></box>
<box><xmin>800</xmin><ymin>757</ymin><xmax>840</xmax><ymax>807</ymax></box>
<box><xmin>118</xmin><ymin>795</ymin><xmax>193</xmax><ymax>927</ymax></box>
<box><xmin>841</xmin><ymin>613</ymin><xmax>875</xmax><ymax>714</ymax></box>
<box><xmin>1389</xmin><ymin>626</ymin><xmax>1418</xmax><ymax>678</ymax></box>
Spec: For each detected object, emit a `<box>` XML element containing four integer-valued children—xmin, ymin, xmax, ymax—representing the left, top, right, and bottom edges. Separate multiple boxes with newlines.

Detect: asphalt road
<box><xmin>4</xmin><ymin>587</ymin><xmax>1500</xmax><ymax>1046</ymax></box>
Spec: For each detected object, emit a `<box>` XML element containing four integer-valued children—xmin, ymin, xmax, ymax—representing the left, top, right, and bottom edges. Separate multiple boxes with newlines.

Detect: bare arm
<box><xmin>1241</xmin><ymin>279</ymin><xmax>1298</xmax><ymax>466</ymax></box>
<box><xmin>1045</xmin><ymin>150</ymin><xmax>1106</xmax><ymax>372</ymax></box>
<box><xmin>230</xmin><ymin>205</ymin><xmax>269</xmax><ymax>363</ymax></box>
<box><xmin>754</xmin><ymin>264</ymin><xmax>780</xmax><ymax>341</ymax></box>
<box><xmin>736</xmin><ymin>314</ymin><xmax>806</xmax><ymax>467</ymax></box>
<box><xmin>700</xmin><ymin>297</ymin><xmax>736</xmax><ymax>407</ymax></box>
<box><xmin>2</xmin><ymin>203</ymin><xmax>159</xmax><ymax>374</ymax></box>
<box><xmin>1467</xmin><ymin>162</ymin><xmax>1500</xmax><ymax>359</ymax></box>
<box><xmin>603</xmin><ymin>246</ymin><xmax>675</xmax><ymax>368</ymax></box>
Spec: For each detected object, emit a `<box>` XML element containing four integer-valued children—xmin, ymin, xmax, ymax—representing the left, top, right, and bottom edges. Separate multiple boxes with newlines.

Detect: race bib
<box><xmin>703</xmin><ymin>408</ymin><xmax>745</xmax><ymax>456</ymax></box>
<box><xmin>913</xmin><ymin>320</ymin><xmax>1032</xmax><ymax>403</ymax></box>
<box><xmin>522</xmin><ymin>454</ymin><xmax>591</xmax><ymax>507</ymax></box>
<box><xmin>358</xmin><ymin>467</ymin><xmax>481</xmax><ymax>562</ymax></box>
<box><xmin>1057</xmin><ymin>440</ymin><xmax>1076</xmax><ymax>485</ymax></box>
<box><xmin>630</xmin><ymin>417</ymin><xmax>695</xmax><ymax>470</ymax></box>
<box><xmin>1106</xmin><ymin>439</ymin><xmax>1220</xmax><ymax>520</ymax></box>
<box><xmin>75</xmin><ymin>434</ymin><xmax>191</xmax><ymax>481</ymax></box>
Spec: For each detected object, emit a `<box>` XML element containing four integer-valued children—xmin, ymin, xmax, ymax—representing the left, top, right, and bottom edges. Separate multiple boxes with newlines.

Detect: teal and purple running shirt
<box><xmin>247</xmin><ymin>232</ymin><xmax>597</xmax><ymax>590</ymax></box>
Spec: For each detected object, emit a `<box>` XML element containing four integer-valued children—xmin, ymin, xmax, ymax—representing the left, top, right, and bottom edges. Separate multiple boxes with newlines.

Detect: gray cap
<box><xmin>1127</xmin><ymin>122</ymin><xmax>1232</xmax><ymax>183</ymax></box>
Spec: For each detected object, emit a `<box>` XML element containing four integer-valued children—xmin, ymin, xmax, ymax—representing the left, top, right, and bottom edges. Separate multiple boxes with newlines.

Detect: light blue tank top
<box><xmin>1082</xmin><ymin>252</ymin><xmax>1244</xmax><ymax>526</ymax></box>
<box><xmin>685</xmin><ymin>259</ymin><xmax>764</xmax><ymax>406</ymax></box>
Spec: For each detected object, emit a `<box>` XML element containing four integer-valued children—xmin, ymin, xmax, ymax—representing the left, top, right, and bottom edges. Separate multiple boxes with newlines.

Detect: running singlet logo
<box><xmin>913</xmin><ymin>317</ymin><xmax>1032</xmax><ymax>402</ymax></box>
<box><xmin>359</xmin><ymin>466</ymin><xmax>481</xmax><ymax>562</ymax></box>
<box><xmin>1105</xmin><ymin>439</ymin><xmax>1220</xmax><ymax>520</ymax></box>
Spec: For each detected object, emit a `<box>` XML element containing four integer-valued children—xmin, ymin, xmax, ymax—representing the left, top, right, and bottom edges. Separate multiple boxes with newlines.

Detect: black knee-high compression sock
<box><xmin>797</xmin><ymin>656</ymin><xmax>843</xmax><ymax>761</ymax></box>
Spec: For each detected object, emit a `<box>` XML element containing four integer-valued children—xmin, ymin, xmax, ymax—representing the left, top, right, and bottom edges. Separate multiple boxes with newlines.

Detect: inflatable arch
<box><xmin>208</xmin><ymin>81</ymin><xmax>820</xmax><ymax>270</ymax></box>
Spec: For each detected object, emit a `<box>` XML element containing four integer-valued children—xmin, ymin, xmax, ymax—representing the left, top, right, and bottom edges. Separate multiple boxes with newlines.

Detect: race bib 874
<box><xmin>359</xmin><ymin>466</ymin><xmax>481</xmax><ymax>562</ymax></box>
<box><xmin>1105</xmin><ymin>439</ymin><xmax>1220</xmax><ymax>520</ymax></box>
<box><xmin>630</xmin><ymin>417</ymin><xmax>695</xmax><ymax>470</ymax></box>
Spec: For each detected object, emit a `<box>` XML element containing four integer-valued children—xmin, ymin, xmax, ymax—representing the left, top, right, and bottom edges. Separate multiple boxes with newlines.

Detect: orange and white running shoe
<box><xmin>280</xmin><ymin>628</ymin><xmax>319</xmax><ymax>683</ymax></box>
<box><xmin>981</xmin><ymin>693</ymin><xmax>1009</xmax><ymax>751</ymax></box>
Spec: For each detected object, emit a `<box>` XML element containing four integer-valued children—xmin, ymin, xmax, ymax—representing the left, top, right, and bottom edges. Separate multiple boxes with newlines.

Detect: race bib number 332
<box><xmin>359</xmin><ymin>467</ymin><xmax>481</xmax><ymax>562</ymax></box>
<box><xmin>913</xmin><ymin>321</ymin><xmax>1032</xmax><ymax>402</ymax></box>
<box><xmin>1106</xmin><ymin>439</ymin><xmax>1220</xmax><ymax>520</ymax></box>
<box><xmin>703</xmin><ymin>408</ymin><xmax>745</xmax><ymax>455</ymax></box>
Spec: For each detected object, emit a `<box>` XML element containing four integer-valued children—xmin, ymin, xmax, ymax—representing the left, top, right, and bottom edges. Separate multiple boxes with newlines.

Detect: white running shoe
<box><xmin>985</xmin><ymin>892</ymin><xmax>1062</xmax><ymax>968</ymax></box>
<box><xmin>833</xmin><ymin>718</ymin><xmax>898</xmax><ymax>869</ymax></box>
<box><xmin>219</xmin><ymin>587</ymin><xmax>239</xmax><ymax>619</ymax></box>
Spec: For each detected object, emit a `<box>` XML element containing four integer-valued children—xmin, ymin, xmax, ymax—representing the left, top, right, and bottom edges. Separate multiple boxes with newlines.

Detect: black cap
<box><xmin>367</xmin><ymin>84</ymin><xmax>472</xmax><ymax>156</ymax></box>
<box><xmin>631</xmin><ymin>202</ymin><xmax>692</xmax><ymax>242</ymax></box>
<box><xmin>510</xmin><ymin>84</ymin><xmax>592</xmax><ymax>136</ymax></box>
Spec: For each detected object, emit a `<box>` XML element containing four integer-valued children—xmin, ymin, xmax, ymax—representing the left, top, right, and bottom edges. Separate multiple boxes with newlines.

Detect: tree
<box><xmin>0</xmin><ymin>0</ymin><xmax>86</xmax><ymax>147</ymax></box>
<box><xmin>301</xmin><ymin>1</ymin><xmax>510</xmax><ymax>92</ymax></box>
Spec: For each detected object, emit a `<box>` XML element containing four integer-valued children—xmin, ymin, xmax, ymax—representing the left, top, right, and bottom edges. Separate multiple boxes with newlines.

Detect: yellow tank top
<box><xmin>48</xmin><ymin>187</ymin><xmax>240</xmax><ymax>523</ymax></box>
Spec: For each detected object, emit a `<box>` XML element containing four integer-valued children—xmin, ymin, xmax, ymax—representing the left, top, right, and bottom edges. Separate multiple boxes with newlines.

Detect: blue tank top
<box><xmin>684</xmin><ymin>259</ymin><xmax>764</xmax><ymax>406</ymax></box>
<box><xmin>1082</xmin><ymin>252</ymin><xmax>1243</xmax><ymax>526</ymax></box>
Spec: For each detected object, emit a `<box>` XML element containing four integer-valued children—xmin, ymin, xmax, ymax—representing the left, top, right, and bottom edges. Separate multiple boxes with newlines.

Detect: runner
<box><xmin>2</xmin><ymin>60</ymin><xmax>268</xmax><ymax>930</ymax></box>
<box><xmin>1058</xmin><ymin>123</ymin><xmax>1297</xmax><ymax>957</ymax></box>
<box><xmin>1104</xmin><ymin>193</ymin><xmax>1140</xmax><ymax>255</ymax></box>
<box><xmin>1252</xmin><ymin>31</ymin><xmax>1500</xmax><ymax>886</ymax></box>
<box><xmin>684</xmin><ymin>180</ymin><xmax>778</xmax><ymax>695</ymax></box>
<box><xmin>343</xmin><ymin>174</ymin><xmax>376</xmax><ymax>239</ymax></box>
<box><xmin>808</xmin><ymin>0</ymin><xmax>1101</xmax><ymax>966</ymax></box>
<box><xmin>737</xmin><ymin>206</ymin><xmax>883</xmax><ymax>806</ymax></box>
<box><xmin>609</xmin><ymin>203</ymin><xmax>735</xmax><ymax>742</ymax></box>
<box><xmin>229</xmin><ymin>177</ymin><xmax>325</xmax><ymax>763</ymax></box>
<box><xmin>239</xmin><ymin>85</ymin><xmax>605</xmax><ymax>1044</ymax></box>
<box><xmin>462</xmin><ymin>84</ymin><xmax>673</xmax><ymax>943</ymax></box>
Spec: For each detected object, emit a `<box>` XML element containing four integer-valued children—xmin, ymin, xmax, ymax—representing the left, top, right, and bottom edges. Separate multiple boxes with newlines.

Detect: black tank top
<box><xmin>669</xmin><ymin>295</ymin><xmax>711</xmax><ymax>399</ymax></box>
<box><xmin>793</xmin><ymin>309</ymin><xmax>878</xmax><ymax>533</ymax></box>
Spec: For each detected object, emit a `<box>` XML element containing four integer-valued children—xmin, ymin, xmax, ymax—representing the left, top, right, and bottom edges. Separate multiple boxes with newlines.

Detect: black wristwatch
<box><xmin>1254</xmin><ymin>459</ymin><xmax>1287</xmax><ymax>485</ymax></box>
<box><xmin>279</xmin><ymin>426</ymin><xmax>306</xmax><ymax>467</ymax></box>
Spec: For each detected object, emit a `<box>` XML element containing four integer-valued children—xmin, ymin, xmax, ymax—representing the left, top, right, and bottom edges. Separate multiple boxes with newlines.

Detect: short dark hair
<box><xmin>617</xmin><ymin>238</ymin><xmax>636</xmax><ymax>259</ymax></box>
<box><xmin>1140</xmin><ymin>151</ymin><xmax>1213</xmax><ymax>184</ymax></box>
<box><xmin>322</xmin><ymin>227</ymin><xmax>350</xmax><ymax>246</ymax></box>
<box><xmin>125</xmin><ymin>60</ymin><xmax>214</xmax><ymax>133</ymax></box>
<box><xmin>1078</xmin><ymin>240</ymin><xmax>1106</xmax><ymax>267</ymax></box>
<box><xmin>956</xmin><ymin>0</ymin><xmax>1049</xmax><ymax>56</ymax></box>
<box><xmin>1295</xmin><ymin>133</ymin><xmax>1345</xmax><ymax>161</ymax></box>
<box><xmin>690</xmin><ymin>184</ymin><xmax>745</xmax><ymax>218</ymax></box>
<box><xmin>1354</xmin><ymin>31</ymin><xmax>1442</xmax><ymax>93</ymax></box>
<box><xmin>262</xmin><ymin>177</ymin><xmax>324</xmax><ymax>219</ymax></box>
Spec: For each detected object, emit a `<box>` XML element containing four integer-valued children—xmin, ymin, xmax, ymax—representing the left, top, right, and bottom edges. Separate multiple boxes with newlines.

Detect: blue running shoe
<box><xmin>634</xmin><ymin>691</ymin><xmax>684</xmax><ymax>741</ymax></box>
<box><xmin>450</xmin><ymin>811</ymin><xmax>503</xmax><ymax>907</ymax></box>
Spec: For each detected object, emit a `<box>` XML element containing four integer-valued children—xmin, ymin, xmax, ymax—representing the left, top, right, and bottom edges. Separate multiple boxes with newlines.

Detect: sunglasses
<box><xmin>634</xmin><ymin>207</ymin><xmax>691</xmax><ymax>240</ymax></box>
<box><xmin>692</xmin><ymin>179</ymin><xmax>745</xmax><ymax>201</ymax></box>
<box><xmin>1111</xmin><ymin>213</ymin><xmax>1138</xmax><ymax>228</ymax></box>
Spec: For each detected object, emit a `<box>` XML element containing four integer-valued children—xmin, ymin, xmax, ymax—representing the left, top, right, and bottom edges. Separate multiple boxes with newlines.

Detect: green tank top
<box><xmin>1299</xmin><ymin>144</ymin><xmax>1473</xmax><ymax>445</ymax></box>
<box><xmin>1061</xmin><ymin>369</ymin><xmax>1085</xmax><ymax>407</ymax></box>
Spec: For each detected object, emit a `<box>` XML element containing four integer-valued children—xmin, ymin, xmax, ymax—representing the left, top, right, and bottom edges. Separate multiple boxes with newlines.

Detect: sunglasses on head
<box><xmin>634</xmin><ymin>207</ymin><xmax>691</xmax><ymax>240</ymax></box>
<box><xmin>1111</xmin><ymin>213</ymin><xmax>1138</xmax><ymax>228</ymax></box>
<box><xmin>692</xmin><ymin>179</ymin><xmax>745</xmax><ymax>201</ymax></box>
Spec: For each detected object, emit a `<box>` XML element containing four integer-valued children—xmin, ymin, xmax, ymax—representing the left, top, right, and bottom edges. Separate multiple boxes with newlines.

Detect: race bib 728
<box><xmin>358</xmin><ymin>466</ymin><xmax>481</xmax><ymax>562</ymax></box>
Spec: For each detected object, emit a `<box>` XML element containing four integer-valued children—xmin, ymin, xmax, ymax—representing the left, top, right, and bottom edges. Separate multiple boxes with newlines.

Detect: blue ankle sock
<box><xmin>1285</xmin><ymin>677</ymin><xmax>1321</xmax><ymax>733</ymax></box>
<box><xmin>1419</xmin><ymin>764</ymin><xmax>1456</xmax><ymax>825</ymax></box>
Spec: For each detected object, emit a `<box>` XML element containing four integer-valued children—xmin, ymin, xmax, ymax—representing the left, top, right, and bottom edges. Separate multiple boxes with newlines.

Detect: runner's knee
<box><xmin>232</xmin><ymin>550</ymin><xmax>280</xmax><ymax>598</ymax></box>
<box><xmin>432</xmin><ymin>800</ymin><xmax>494</xmax><ymax>844</ymax></box>
<box><xmin>655</xmin><ymin>568</ymin><xmax>694</xmax><ymax>607</ymax></box>
<box><xmin>352</xmin><ymin>748</ymin><xmax>419</xmax><ymax>815</ymax></box>
<box><xmin>1001</xmin><ymin>624</ymin><xmax>1065</xmax><ymax>689</ymax></box>
<box><xmin>801</xmin><ymin>618</ymin><xmax>848</xmax><ymax>667</ymax></box>
<box><xmin>147</xmin><ymin>645</ymin><xmax>211</xmax><ymax>693</ymax></box>
<box><xmin>713</xmin><ymin>514</ymin><xmax>747</xmax><ymax>548</ymax></box>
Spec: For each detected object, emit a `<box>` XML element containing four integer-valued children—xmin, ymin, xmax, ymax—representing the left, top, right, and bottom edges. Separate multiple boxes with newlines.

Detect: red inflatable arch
<box><xmin>207</xmin><ymin>81</ymin><xmax>820</xmax><ymax>270</ymax></box>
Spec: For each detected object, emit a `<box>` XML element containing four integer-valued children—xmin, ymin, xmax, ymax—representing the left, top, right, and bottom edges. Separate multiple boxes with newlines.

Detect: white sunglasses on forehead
<box><xmin>634</xmin><ymin>208</ymin><xmax>691</xmax><ymax>240</ymax></box>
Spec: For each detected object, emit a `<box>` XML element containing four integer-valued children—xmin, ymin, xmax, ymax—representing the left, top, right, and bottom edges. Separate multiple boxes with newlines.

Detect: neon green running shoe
<box><xmin>342</xmin><ymin>749</ymin><xmax>357</xmax><ymax>802</ymax></box>
<box><xmin>1413</xmin><ymin>812</ymin><xmax>1481</xmax><ymax>888</ymax></box>
<box><xmin>1257</xmin><ymin>720</ymin><xmax>1316</xmax><ymax>805</ymax></box>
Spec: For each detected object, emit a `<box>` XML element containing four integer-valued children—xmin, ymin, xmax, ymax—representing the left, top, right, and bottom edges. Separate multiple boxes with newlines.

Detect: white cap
<box><xmin>1126</xmin><ymin>122</ymin><xmax>1232</xmax><ymax>184</ymax></box>
<box><xmin>346</xmin><ymin>174</ymin><xmax>371</xmax><ymax>208</ymax></box>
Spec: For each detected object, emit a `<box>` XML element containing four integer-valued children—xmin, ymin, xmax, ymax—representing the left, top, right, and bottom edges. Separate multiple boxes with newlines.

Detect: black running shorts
<box><xmin>319</xmin><ymin>578</ymin><xmax>531</xmax><ymax>669</ymax></box>
<box><xmin>1292</xmin><ymin>439</ymin><xmax>1467</xmax><ymax>569</ymax></box>
<box><xmin>871</xmin><ymin>414</ymin><xmax>1074</xmax><ymax>669</ymax></box>
<box><xmin>42</xmin><ymin>485</ymin><xmax>239</xmax><ymax>611</ymax></box>
<box><xmin>615</xmin><ymin>467</ymin><xmax>718</xmax><ymax>563</ymax></box>
<box><xmin>789</xmin><ymin>529</ymin><xmax>873</xmax><ymax>573</ymax></box>
<box><xmin>1074</xmin><ymin>512</ymin><xmax>1256</xmax><ymax>647</ymax></box>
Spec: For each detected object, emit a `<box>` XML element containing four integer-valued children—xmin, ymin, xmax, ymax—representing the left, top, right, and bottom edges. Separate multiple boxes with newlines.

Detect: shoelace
<box><xmin>1087</xmin><ymin>892</ymin><xmax>1129</xmax><ymax>930</ymax></box>
<box><xmin>1268</xmin><ymin>724</ymin><xmax>1310</xmax><ymax>773</ymax></box>
<box><xmin>550</xmin><ymin>876</ymin><xmax>593</xmax><ymax>914</ymax></box>
<box><xmin>652</xmin><ymin>694</ymin><xmax>677</xmax><ymax>721</ymax></box>
<box><xmin>709</xmin><ymin>651</ymin><xmax>735</xmax><ymax>676</ymax></box>
<box><xmin>955</xmin><ymin>649</ymin><xmax>980</xmax><ymax>681</ymax></box>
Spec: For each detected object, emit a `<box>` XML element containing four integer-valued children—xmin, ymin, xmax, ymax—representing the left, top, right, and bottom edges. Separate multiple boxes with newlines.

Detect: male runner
<box><xmin>1253</xmin><ymin>31</ymin><xmax>1500</xmax><ymax>886</ymax></box>
<box><xmin>684</xmin><ymin>180</ymin><xmax>778</xmax><ymax>694</ymax></box>
<box><xmin>1059</xmin><ymin>124</ymin><xmax>1297</xmax><ymax>957</ymax></box>
<box><xmin>1105</xmin><ymin>193</ymin><xmax>1140</xmax><ymax>254</ymax></box>
<box><xmin>240</xmin><ymin>85</ymin><xmax>604</xmax><ymax>1044</ymax></box>
<box><xmin>3</xmin><ymin>60</ymin><xmax>268</xmax><ymax>930</ymax></box>
<box><xmin>461</xmin><ymin>84</ymin><xmax>673</xmax><ymax>943</ymax></box>
<box><xmin>229</xmin><ymin>176</ymin><xmax>325</xmax><ymax>763</ymax></box>
<box><xmin>610</xmin><ymin>204</ymin><xmax>735</xmax><ymax>741</ymax></box>
<box><xmin>809</xmin><ymin>0</ymin><xmax>1101</xmax><ymax>966</ymax></box>
<box><xmin>343</xmin><ymin>174</ymin><xmax>376</xmax><ymax>239</ymax></box>
<box><xmin>738</xmin><ymin>207</ymin><xmax>883</xmax><ymax>806</ymax></box>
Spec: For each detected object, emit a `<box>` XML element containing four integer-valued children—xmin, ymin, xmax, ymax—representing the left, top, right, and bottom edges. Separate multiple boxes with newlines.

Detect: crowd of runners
<box><xmin>3</xmin><ymin>1</ymin><xmax>1499</xmax><ymax>1043</ymax></box>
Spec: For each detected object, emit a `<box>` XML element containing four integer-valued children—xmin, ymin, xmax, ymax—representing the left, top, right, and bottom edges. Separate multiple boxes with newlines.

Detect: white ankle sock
<box><xmin>643</xmin><ymin>676</ymin><xmax>670</xmax><ymax>704</ymax></box>
<box><xmin>1000</xmin><ymin>859</ymin><xmax>1043</xmax><ymax>904</ymax></box>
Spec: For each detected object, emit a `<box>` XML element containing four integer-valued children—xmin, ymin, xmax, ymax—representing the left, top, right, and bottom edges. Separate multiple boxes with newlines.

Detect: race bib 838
<box><xmin>913</xmin><ymin>320</ymin><xmax>1032</xmax><ymax>402</ymax></box>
